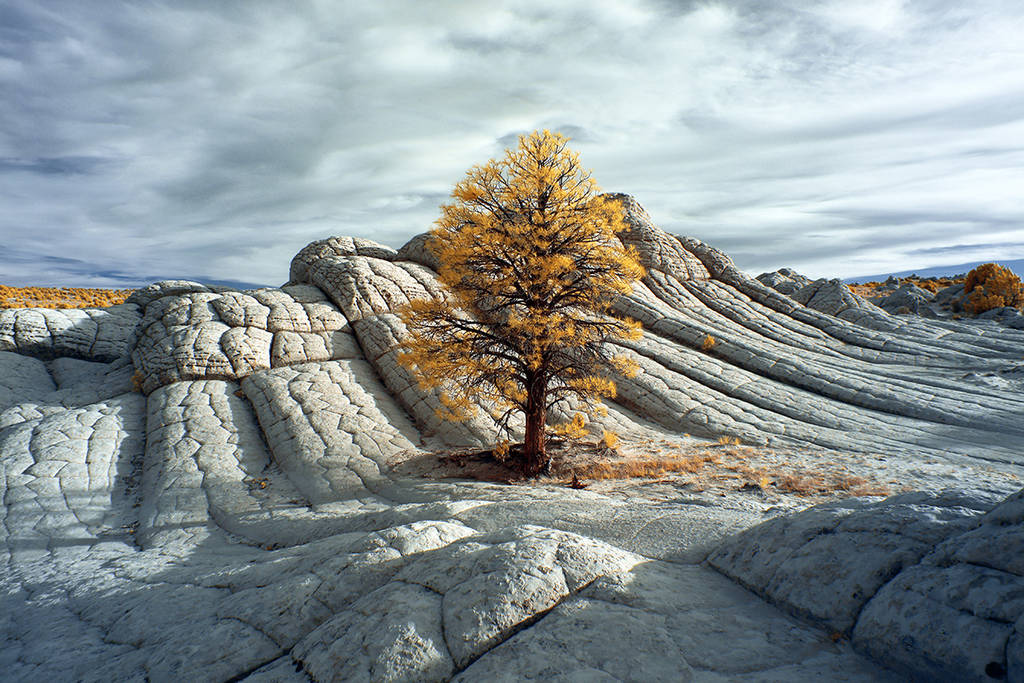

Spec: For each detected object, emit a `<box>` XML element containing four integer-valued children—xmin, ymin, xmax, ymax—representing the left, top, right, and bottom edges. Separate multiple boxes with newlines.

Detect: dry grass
<box><xmin>721</xmin><ymin>461</ymin><xmax>892</xmax><ymax>497</ymax></box>
<box><xmin>0</xmin><ymin>284</ymin><xmax>135</xmax><ymax>309</ymax></box>
<box><xmin>558</xmin><ymin>439</ymin><xmax>895</xmax><ymax>498</ymax></box>
<box><xmin>407</xmin><ymin>436</ymin><xmax>894</xmax><ymax>502</ymax></box>
<box><xmin>569</xmin><ymin>450</ymin><xmax>719</xmax><ymax>481</ymax></box>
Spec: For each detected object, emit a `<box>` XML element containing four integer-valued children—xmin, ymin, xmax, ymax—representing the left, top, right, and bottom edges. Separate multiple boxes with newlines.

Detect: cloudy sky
<box><xmin>2</xmin><ymin>1</ymin><xmax>1023</xmax><ymax>288</ymax></box>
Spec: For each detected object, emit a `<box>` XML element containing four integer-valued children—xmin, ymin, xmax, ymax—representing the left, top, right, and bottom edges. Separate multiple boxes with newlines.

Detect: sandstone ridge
<box><xmin>1</xmin><ymin>195</ymin><xmax>1022</xmax><ymax>681</ymax></box>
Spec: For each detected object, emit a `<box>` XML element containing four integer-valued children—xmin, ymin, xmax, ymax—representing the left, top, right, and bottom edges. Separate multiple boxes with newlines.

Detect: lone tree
<box><xmin>398</xmin><ymin>130</ymin><xmax>644</xmax><ymax>475</ymax></box>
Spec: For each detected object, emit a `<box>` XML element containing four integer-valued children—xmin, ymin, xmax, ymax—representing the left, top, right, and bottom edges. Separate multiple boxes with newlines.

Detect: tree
<box><xmin>398</xmin><ymin>130</ymin><xmax>644</xmax><ymax>475</ymax></box>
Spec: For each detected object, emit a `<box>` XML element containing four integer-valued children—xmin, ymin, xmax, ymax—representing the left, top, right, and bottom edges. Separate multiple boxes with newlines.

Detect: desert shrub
<box><xmin>963</xmin><ymin>263</ymin><xmax>1024</xmax><ymax>314</ymax></box>
<box><xmin>599</xmin><ymin>430</ymin><xmax>619</xmax><ymax>450</ymax></box>
<box><xmin>701</xmin><ymin>334</ymin><xmax>717</xmax><ymax>351</ymax></box>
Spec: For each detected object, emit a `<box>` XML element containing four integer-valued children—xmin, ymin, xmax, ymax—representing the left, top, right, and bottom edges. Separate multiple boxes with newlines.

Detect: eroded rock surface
<box><xmin>2</xmin><ymin>194</ymin><xmax>1022</xmax><ymax>681</ymax></box>
<box><xmin>710</xmin><ymin>487</ymin><xmax>1024</xmax><ymax>682</ymax></box>
<box><xmin>0</xmin><ymin>304</ymin><xmax>140</xmax><ymax>362</ymax></box>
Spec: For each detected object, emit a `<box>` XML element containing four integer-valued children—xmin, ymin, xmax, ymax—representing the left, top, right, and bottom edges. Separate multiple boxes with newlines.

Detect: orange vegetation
<box><xmin>568</xmin><ymin>442</ymin><xmax>890</xmax><ymax>497</ymax></box>
<box><xmin>729</xmin><ymin>465</ymin><xmax>890</xmax><ymax>497</ymax></box>
<box><xmin>847</xmin><ymin>275</ymin><xmax>962</xmax><ymax>298</ymax></box>
<box><xmin>570</xmin><ymin>450</ymin><xmax>718</xmax><ymax>481</ymax></box>
<box><xmin>397</xmin><ymin>129</ymin><xmax>644</xmax><ymax>476</ymax></box>
<box><xmin>419</xmin><ymin>437</ymin><xmax>896</xmax><ymax>501</ymax></box>
<box><xmin>0</xmin><ymin>285</ymin><xmax>135</xmax><ymax>309</ymax></box>
<box><xmin>963</xmin><ymin>263</ymin><xmax>1024</xmax><ymax>314</ymax></box>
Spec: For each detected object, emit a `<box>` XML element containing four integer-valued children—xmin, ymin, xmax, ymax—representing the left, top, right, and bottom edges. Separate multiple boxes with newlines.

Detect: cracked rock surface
<box><xmin>2</xmin><ymin>195</ymin><xmax>1022</xmax><ymax>681</ymax></box>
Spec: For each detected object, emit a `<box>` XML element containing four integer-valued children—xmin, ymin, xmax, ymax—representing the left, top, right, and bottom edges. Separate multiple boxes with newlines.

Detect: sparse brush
<box><xmin>701</xmin><ymin>334</ymin><xmax>717</xmax><ymax>351</ymax></box>
<box><xmin>0</xmin><ymin>284</ymin><xmax>135</xmax><ymax>309</ymax></box>
<box><xmin>736</xmin><ymin>465</ymin><xmax>887</xmax><ymax>497</ymax></box>
<box><xmin>846</xmin><ymin>282</ymin><xmax>885</xmax><ymax>298</ymax></box>
<box><xmin>571</xmin><ymin>451</ymin><xmax>718</xmax><ymax>481</ymax></box>
<box><xmin>847</xmin><ymin>276</ymin><xmax>963</xmax><ymax>299</ymax></box>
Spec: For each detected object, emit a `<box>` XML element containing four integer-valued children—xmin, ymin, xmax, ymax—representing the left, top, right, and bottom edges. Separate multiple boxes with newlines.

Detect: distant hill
<box><xmin>845</xmin><ymin>258</ymin><xmax>1024</xmax><ymax>284</ymax></box>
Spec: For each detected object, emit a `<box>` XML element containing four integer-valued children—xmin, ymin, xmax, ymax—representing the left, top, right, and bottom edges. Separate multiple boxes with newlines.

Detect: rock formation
<box><xmin>1</xmin><ymin>196</ymin><xmax>1022</xmax><ymax>681</ymax></box>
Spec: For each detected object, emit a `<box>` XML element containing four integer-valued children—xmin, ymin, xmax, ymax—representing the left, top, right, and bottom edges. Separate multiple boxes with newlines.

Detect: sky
<box><xmin>2</xmin><ymin>1</ymin><xmax>1024</xmax><ymax>288</ymax></box>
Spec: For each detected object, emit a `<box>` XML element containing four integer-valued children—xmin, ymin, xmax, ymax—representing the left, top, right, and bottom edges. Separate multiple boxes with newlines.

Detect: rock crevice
<box><xmin>1</xmin><ymin>194</ymin><xmax>1021</xmax><ymax>681</ymax></box>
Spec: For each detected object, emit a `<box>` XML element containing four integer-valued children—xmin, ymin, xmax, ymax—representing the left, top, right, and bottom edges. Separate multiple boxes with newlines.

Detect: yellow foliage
<box><xmin>397</xmin><ymin>130</ymin><xmax>645</xmax><ymax>473</ymax></box>
<box><xmin>701</xmin><ymin>334</ymin><xmax>717</xmax><ymax>351</ymax></box>
<box><xmin>550</xmin><ymin>413</ymin><xmax>588</xmax><ymax>439</ymax></box>
<box><xmin>493</xmin><ymin>440</ymin><xmax>512</xmax><ymax>460</ymax></box>
<box><xmin>963</xmin><ymin>263</ymin><xmax>1024</xmax><ymax>314</ymax></box>
<box><xmin>1</xmin><ymin>285</ymin><xmax>135</xmax><ymax>309</ymax></box>
<box><xmin>600</xmin><ymin>430</ymin><xmax>620</xmax><ymax>450</ymax></box>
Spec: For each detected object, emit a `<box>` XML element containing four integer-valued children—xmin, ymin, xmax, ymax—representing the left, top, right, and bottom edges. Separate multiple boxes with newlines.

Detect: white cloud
<box><xmin>814</xmin><ymin>0</ymin><xmax>911</xmax><ymax>35</ymax></box>
<box><xmin>1</xmin><ymin>0</ymin><xmax>1023</xmax><ymax>286</ymax></box>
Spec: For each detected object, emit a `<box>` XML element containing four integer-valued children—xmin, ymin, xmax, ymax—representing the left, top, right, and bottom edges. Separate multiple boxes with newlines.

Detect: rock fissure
<box><xmin>2</xmin><ymin>195</ymin><xmax>1022</xmax><ymax>681</ymax></box>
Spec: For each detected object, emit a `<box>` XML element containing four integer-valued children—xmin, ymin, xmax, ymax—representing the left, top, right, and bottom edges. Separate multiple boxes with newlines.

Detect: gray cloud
<box><xmin>1</xmin><ymin>0</ymin><xmax>1023</xmax><ymax>287</ymax></box>
<box><xmin>907</xmin><ymin>241</ymin><xmax>1024</xmax><ymax>256</ymax></box>
<box><xmin>0</xmin><ymin>156</ymin><xmax>109</xmax><ymax>175</ymax></box>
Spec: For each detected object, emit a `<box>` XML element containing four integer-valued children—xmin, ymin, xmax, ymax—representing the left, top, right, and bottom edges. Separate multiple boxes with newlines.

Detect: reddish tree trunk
<box><xmin>522</xmin><ymin>377</ymin><xmax>548</xmax><ymax>476</ymax></box>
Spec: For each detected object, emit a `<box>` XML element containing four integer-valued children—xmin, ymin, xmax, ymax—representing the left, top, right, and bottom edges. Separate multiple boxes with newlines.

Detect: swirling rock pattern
<box><xmin>1</xmin><ymin>195</ymin><xmax>1021</xmax><ymax>681</ymax></box>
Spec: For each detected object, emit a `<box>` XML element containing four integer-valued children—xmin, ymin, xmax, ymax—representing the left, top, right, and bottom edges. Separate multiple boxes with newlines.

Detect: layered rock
<box><xmin>874</xmin><ymin>282</ymin><xmax>939</xmax><ymax>317</ymax></box>
<box><xmin>1</xmin><ymin>194</ymin><xmax>1022</xmax><ymax>681</ymax></box>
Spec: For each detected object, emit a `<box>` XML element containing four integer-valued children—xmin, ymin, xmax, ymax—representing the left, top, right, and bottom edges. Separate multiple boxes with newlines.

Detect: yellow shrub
<box><xmin>963</xmin><ymin>263</ymin><xmax>1024</xmax><ymax>314</ymax></box>
<box><xmin>600</xmin><ymin>430</ymin><xmax>619</xmax><ymax>450</ymax></box>
<box><xmin>701</xmin><ymin>334</ymin><xmax>717</xmax><ymax>351</ymax></box>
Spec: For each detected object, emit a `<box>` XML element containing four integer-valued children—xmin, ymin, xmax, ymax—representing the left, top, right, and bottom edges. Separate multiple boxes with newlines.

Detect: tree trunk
<box><xmin>522</xmin><ymin>376</ymin><xmax>548</xmax><ymax>476</ymax></box>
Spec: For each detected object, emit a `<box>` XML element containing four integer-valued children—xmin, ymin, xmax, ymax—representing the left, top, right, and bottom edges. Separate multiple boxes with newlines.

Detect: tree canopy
<box><xmin>398</xmin><ymin>129</ymin><xmax>644</xmax><ymax>475</ymax></box>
